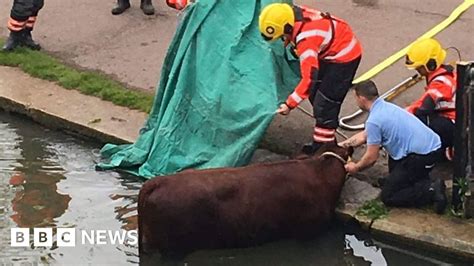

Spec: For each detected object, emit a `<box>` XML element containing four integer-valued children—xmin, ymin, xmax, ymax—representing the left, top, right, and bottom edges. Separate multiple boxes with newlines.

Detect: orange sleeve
<box><xmin>406</xmin><ymin>91</ymin><xmax>432</xmax><ymax>114</ymax></box>
<box><xmin>285</xmin><ymin>37</ymin><xmax>323</xmax><ymax>109</ymax></box>
<box><xmin>408</xmin><ymin>80</ymin><xmax>454</xmax><ymax>114</ymax></box>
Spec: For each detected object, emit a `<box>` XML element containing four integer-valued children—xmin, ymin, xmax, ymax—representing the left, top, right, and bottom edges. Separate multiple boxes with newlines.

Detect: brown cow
<box><xmin>138</xmin><ymin>143</ymin><xmax>352</xmax><ymax>256</ymax></box>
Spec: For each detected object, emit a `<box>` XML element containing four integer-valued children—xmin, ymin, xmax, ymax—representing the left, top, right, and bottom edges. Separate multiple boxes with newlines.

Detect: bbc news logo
<box><xmin>11</xmin><ymin>228</ymin><xmax>138</xmax><ymax>247</ymax></box>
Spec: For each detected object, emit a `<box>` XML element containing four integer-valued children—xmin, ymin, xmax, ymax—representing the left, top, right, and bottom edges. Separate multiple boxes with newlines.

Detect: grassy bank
<box><xmin>0</xmin><ymin>40</ymin><xmax>154</xmax><ymax>113</ymax></box>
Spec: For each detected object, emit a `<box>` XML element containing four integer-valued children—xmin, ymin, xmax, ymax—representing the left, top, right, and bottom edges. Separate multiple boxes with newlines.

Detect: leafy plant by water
<box><xmin>451</xmin><ymin>177</ymin><xmax>470</xmax><ymax>218</ymax></box>
<box><xmin>0</xmin><ymin>40</ymin><xmax>154</xmax><ymax>113</ymax></box>
<box><xmin>356</xmin><ymin>199</ymin><xmax>389</xmax><ymax>220</ymax></box>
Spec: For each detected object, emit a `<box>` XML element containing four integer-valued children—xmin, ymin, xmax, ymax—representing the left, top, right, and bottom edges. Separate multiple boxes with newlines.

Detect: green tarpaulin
<box><xmin>97</xmin><ymin>0</ymin><xmax>300</xmax><ymax>178</ymax></box>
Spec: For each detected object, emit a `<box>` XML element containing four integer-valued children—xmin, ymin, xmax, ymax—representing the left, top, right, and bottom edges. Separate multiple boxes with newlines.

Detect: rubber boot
<box><xmin>377</xmin><ymin>176</ymin><xmax>388</xmax><ymax>188</ymax></box>
<box><xmin>112</xmin><ymin>0</ymin><xmax>131</xmax><ymax>15</ymax></box>
<box><xmin>2</xmin><ymin>31</ymin><xmax>23</xmax><ymax>52</ymax></box>
<box><xmin>430</xmin><ymin>178</ymin><xmax>447</xmax><ymax>214</ymax></box>
<box><xmin>140</xmin><ymin>0</ymin><xmax>155</xmax><ymax>15</ymax></box>
<box><xmin>21</xmin><ymin>28</ymin><xmax>41</xmax><ymax>50</ymax></box>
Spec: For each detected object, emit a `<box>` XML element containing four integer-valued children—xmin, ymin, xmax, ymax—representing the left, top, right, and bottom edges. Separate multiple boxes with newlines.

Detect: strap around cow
<box><xmin>319</xmin><ymin>151</ymin><xmax>347</xmax><ymax>164</ymax></box>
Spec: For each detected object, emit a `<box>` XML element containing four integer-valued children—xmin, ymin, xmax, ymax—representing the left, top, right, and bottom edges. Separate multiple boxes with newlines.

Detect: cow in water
<box><xmin>138</xmin><ymin>143</ymin><xmax>352</xmax><ymax>256</ymax></box>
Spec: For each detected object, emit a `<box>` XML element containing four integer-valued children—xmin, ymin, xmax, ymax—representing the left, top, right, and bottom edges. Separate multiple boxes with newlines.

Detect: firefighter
<box><xmin>259</xmin><ymin>3</ymin><xmax>362</xmax><ymax>155</ymax></box>
<box><xmin>405</xmin><ymin>38</ymin><xmax>456</xmax><ymax>160</ymax></box>
<box><xmin>2</xmin><ymin>0</ymin><xmax>44</xmax><ymax>51</ymax></box>
<box><xmin>112</xmin><ymin>0</ymin><xmax>155</xmax><ymax>15</ymax></box>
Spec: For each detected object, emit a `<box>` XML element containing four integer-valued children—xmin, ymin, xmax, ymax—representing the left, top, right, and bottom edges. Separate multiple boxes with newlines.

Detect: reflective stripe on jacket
<box><xmin>407</xmin><ymin>65</ymin><xmax>457</xmax><ymax>121</ymax></box>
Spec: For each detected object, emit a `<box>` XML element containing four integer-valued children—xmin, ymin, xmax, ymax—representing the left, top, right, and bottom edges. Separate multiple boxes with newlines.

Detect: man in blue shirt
<box><xmin>339</xmin><ymin>80</ymin><xmax>447</xmax><ymax>214</ymax></box>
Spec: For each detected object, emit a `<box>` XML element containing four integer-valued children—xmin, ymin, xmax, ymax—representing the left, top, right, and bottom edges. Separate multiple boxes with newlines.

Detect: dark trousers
<box><xmin>381</xmin><ymin>150</ymin><xmax>441</xmax><ymax>207</ymax></box>
<box><xmin>10</xmin><ymin>0</ymin><xmax>44</xmax><ymax>21</ymax></box>
<box><xmin>309</xmin><ymin>56</ymin><xmax>361</xmax><ymax>129</ymax></box>
<box><xmin>415</xmin><ymin>113</ymin><xmax>454</xmax><ymax>149</ymax></box>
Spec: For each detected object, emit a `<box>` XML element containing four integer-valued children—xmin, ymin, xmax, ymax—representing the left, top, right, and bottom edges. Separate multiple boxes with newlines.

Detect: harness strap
<box><xmin>319</xmin><ymin>151</ymin><xmax>351</xmax><ymax>180</ymax></box>
<box><xmin>319</xmin><ymin>151</ymin><xmax>347</xmax><ymax>164</ymax></box>
<box><xmin>428</xmin><ymin>65</ymin><xmax>455</xmax><ymax>84</ymax></box>
<box><xmin>319</xmin><ymin>12</ymin><xmax>336</xmax><ymax>57</ymax></box>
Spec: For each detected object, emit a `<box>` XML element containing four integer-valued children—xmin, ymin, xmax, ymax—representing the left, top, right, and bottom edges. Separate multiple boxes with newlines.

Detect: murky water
<box><xmin>0</xmin><ymin>112</ymin><xmax>141</xmax><ymax>265</ymax></box>
<box><xmin>0</xmin><ymin>112</ymin><xmax>470</xmax><ymax>265</ymax></box>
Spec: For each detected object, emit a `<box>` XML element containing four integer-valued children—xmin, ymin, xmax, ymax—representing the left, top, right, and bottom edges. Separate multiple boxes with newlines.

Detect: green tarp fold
<box><xmin>97</xmin><ymin>0</ymin><xmax>300</xmax><ymax>178</ymax></box>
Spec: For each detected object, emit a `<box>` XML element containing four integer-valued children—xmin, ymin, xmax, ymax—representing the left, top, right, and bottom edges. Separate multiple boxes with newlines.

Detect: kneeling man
<box><xmin>340</xmin><ymin>80</ymin><xmax>447</xmax><ymax>214</ymax></box>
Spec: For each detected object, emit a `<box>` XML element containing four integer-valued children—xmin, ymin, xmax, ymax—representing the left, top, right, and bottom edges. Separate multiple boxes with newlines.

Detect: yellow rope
<box><xmin>353</xmin><ymin>0</ymin><xmax>474</xmax><ymax>84</ymax></box>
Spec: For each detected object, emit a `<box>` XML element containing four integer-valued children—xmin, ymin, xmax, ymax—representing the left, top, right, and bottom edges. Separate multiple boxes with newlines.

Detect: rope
<box><xmin>318</xmin><ymin>151</ymin><xmax>352</xmax><ymax>181</ymax></box>
<box><xmin>319</xmin><ymin>151</ymin><xmax>347</xmax><ymax>165</ymax></box>
<box><xmin>352</xmin><ymin>0</ymin><xmax>474</xmax><ymax>84</ymax></box>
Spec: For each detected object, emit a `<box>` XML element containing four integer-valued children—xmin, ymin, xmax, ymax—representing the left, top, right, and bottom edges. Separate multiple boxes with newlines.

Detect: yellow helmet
<box><xmin>405</xmin><ymin>38</ymin><xmax>446</xmax><ymax>72</ymax></box>
<box><xmin>259</xmin><ymin>3</ymin><xmax>295</xmax><ymax>41</ymax></box>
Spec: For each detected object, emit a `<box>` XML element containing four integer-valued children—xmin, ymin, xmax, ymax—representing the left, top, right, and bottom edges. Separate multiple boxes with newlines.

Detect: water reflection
<box><xmin>142</xmin><ymin>221</ymin><xmax>460</xmax><ymax>266</ymax></box>
<box><xmin>8</xmin><ymin>113</ymin><xmax>71</xmax><ymax>228</ymax></box>
<box><xmin>10</xmin><ymin>172</ymin><xmax>71</xmax><ymax>228</ymax></box>
<box><xmin>142</xmin><ymin>224</ymin><xmax>367</xmax><ymax>265</ymax></box>
<box><xmin>111</xmin><ymin>193</ymin><xmax>139</xmax><ymax>231</ymax></box>
<box><xmin>0</xmin><ymin>113</ymin><xmax>141</xmax><ymax>265</ymax></box>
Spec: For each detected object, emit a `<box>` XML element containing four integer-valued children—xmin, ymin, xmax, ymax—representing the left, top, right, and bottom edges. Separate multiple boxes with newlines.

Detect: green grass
<box><xmin>0</xmin><ymin>40</ymin><xmax>154</xmax><ymax>113</ymax></box>
<box><xmin>356</xmin><ymin>199</ymin><xmax>389</xmax><ymax>220</ymax></box>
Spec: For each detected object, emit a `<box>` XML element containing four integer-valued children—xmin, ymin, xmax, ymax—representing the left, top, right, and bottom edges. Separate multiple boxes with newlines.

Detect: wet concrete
<box><xmin>340</xmin><ymin>177</ymin><xmax>381</xmax><ymax>209</ymax></box>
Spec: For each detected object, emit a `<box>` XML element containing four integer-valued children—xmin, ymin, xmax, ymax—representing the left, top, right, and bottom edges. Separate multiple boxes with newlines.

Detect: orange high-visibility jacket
<box><xmin>407</xmin><ymin>65</ymin><xmax>457</xmax><ymax>121</ymax></box>
<box><xmin>166</xmin><ymin>0</ymin><xmax>188</xmax><ymax>10</ymax></box>
<box><xmin>285</xmin><ymin>5</ymin><xmax>362</xmax><ymax>109</ymax></box>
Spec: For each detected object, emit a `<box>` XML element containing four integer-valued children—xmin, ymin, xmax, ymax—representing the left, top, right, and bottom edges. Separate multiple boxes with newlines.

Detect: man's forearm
<box><xmin>355</xmin><ymin>154</ymin><xmax>377</xmax><ymax>171</ymax></box>
<box><xmin>346</xmin><ymin>131</ymin><xmax>367</xmax><ymax>147</ymax></box>
<box><xmin>354</xmin><ymin>145</ymin><xmax>380</xmax><ymax>171</ymax></box>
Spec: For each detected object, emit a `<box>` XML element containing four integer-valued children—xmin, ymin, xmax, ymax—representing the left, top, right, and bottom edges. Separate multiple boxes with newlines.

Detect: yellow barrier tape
<box><xmin>353</xmin><ymin>0</ymin><xmax>474</xmax><ymax>84</ymax></box>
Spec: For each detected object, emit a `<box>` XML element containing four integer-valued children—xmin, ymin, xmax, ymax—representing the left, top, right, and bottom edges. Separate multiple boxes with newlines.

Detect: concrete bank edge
<box><xmin>336</xmin><ymin>208</ymin><xmax>474</xmax><ymax>260</ymax></box>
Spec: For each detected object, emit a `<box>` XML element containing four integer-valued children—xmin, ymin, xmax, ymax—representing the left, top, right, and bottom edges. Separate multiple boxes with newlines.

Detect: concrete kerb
<box><xmin>0</xmin><ymin>66</ymin><xmax>147</xmax><ymax>144</ymax></box>
<box><xmin>337</xmin><ymin>207</ymin><xmax>474</xmax><ymax>260</ymax></box>
<box><xmin>0</xmin><ymin>66</ymin><xmax>473</xmax><ymax>260</ymax></box>
<box><xmin>0</xmin><ymin>96</ymin><xmax>129</xmax><ymax>145</ymax></box>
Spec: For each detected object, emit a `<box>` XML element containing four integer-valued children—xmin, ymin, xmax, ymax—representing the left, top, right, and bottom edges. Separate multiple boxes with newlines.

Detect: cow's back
<box><xmin>139</xmin><ymin>147</ymin><xmax>348</xmax><ymax>255</ymax></box>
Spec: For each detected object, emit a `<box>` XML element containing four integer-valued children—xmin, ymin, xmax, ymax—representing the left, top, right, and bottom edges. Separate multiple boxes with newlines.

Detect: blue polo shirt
<box><xmin>366</xmin><ymin>98</ymin><xmax>441</xmax><ymax>160</ymax></box>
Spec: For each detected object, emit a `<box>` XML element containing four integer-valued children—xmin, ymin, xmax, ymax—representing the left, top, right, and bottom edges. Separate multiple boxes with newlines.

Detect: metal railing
<box><xmin>453</xmin><ymin>61</ymin><xmax>474</xmax><ymax>218</ymax></box>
